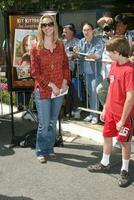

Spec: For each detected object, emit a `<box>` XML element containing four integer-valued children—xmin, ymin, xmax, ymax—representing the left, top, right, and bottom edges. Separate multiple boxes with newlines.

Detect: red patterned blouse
<box><xmin>30</xmin><ymin>40</ymin><xmax>70</xmax><ymax>99</ymax></box>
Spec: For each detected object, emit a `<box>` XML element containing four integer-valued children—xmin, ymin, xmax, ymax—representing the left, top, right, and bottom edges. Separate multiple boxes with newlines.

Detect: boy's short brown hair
<box><xmin>106</xmin><ymin>36</ymin><xmax>130</xmax><ymax>57</ymax></box>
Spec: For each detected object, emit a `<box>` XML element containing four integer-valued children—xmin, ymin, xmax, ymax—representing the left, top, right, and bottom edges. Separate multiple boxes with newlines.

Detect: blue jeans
<box><xmin>85</xmin><ymin>74</ymin><xmax>102</xmax><ymax>117</ymax></box>
<box><xmin>35</xmin><ymin>88</ymin><xmax>64</xmax><ymax>157</ymax></box>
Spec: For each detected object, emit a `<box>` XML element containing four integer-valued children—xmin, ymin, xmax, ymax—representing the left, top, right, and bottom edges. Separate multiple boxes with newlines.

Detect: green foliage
<box><xmin>0</xmin><ymin>0</ymin><xmax>96</xmax><ymax>14</ymax></box>
<box><xmin>0</xmin><ymin>78</ymin><xmax>16</xmax><ymax>105</ymax></box>
<box><xmin>0</xmin><ymin>90</ymin><xmax>16</xmax><ymax>105</ymax></box>
<box><xmin>0</xmin><ymin>0</ymin><xmax>33</xmax><ymax>14</ymax></box>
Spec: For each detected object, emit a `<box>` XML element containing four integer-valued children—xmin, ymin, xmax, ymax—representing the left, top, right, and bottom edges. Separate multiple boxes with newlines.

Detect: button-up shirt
<box><xmin>30</xmin><ymin>41</ymin><xmax>70</xmax><ymax>99</ymax></box>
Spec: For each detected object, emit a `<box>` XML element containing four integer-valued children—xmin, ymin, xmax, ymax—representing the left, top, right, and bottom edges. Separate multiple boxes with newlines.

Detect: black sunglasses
<box><xmin>41</xmin><ymin>22</ymin><xmax>54</xmax><ymax>28</ymax></box>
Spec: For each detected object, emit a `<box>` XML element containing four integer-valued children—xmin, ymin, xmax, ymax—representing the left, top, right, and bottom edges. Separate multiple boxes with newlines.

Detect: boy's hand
<box><xmin>100</xmin><ymin>107</ymin><xmax>106</xmax><ymax>122</ymax></box>
<box><xmin>116</xmin><ymin>120</ymin><xmax>124</xmax><ymax>131</ymax></box>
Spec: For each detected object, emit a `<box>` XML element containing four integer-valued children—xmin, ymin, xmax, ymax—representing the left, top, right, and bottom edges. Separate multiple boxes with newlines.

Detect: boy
<box><xmin>88</xmin><ymin>36</ymin><xmax>134</xmax><ymax>187</ymax></box>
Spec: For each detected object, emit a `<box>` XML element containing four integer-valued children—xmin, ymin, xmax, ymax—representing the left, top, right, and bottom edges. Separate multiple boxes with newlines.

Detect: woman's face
<box><xmin>82</xmin><ymin>24</ymin><xmax>94</xmax><ymax>40</ymax></box>
<box><xmin>41</xmin><ymin>18</ymin><xmax>54</xmax><ymax>37</ymax></box>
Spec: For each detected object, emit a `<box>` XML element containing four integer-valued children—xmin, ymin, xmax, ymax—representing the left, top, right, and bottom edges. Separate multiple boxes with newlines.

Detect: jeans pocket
<box><xmin>35</xmin><ymin>88</ymin><xmax>40</xmax><ymax>100</ymax></box>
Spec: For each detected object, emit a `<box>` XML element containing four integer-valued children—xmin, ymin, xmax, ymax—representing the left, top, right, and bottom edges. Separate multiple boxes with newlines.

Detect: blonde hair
<box><xmin>37</xmin><ymin>14</ymin><xmax>59</xmax><ymax>48</ymax></box>
<box><xmin>21</xmin><ymin>35</ymin><xmax>30</xmax><ymax>54</ymax></box>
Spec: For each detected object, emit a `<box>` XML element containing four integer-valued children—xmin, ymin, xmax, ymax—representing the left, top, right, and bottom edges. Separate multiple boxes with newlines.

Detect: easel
<box><xmin>16</xmin><ymin>91</ymin><xmax>37</xmax><ymax>122</ymax></box>
<box><xmin>7</xmin><ymin>90</ymin><xmax>37</xmax><ymax>147</ymax></box>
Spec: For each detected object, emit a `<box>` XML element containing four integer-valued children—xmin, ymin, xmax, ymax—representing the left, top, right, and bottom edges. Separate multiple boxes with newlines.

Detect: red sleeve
<box><xmin>125</xmin><ymin>70</ymin><xmax>134</xmax><ymax>92</ymax></box>
<box><xmin>30</xmin><ymin>46</ymin><xmax>49</xmax><ymax>88</ymax></box>
<box><xmin>61</xmin><ymin>42</ymin><xmax>71</xmax><ymax>82</ymax></box>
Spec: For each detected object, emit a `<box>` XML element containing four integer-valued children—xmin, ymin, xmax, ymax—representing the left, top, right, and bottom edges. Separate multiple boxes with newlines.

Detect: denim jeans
<box><xmin>85</xmin><ymin>73</ymin><xmax>102</xmax><ymax>117</ymax></box>
<box><xmin>35</xmin><ymin>88</ymin><xmax>64</xmax><ymax>157</ymax></box>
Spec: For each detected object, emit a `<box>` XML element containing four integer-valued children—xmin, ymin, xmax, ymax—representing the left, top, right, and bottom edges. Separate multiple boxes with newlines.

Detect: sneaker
<box><xmin>118</xmin><ymin>170</ymin><xmax>129</xmax><ymax>187</ymax></box>
<box><xmin>18</xmin><ymin>104</ymin><xmax>24</xmax><ymax>111</ymax></box>
<box><xmin>37</xmin><ymin>156</ymin><xmax>47</xmax><ymax>164</ymax></box>
<box><xmin>91</xmin><ymin>117</ymin><xmax>98</xmax><ymax>125</ymax></box>
<box><xmin>84</xmin><ymin>115</ymin><xmax>92</xmax><ymax>122</ymax></box>
<box><xmin>87</xmin><ymin>163</ymin><xmax>110</xmax><ymax>173</ymax></box>
<box><xmin>73</xmin><ymin>109</ymin><xmax>81</xmax><ymax>119</ymax></box>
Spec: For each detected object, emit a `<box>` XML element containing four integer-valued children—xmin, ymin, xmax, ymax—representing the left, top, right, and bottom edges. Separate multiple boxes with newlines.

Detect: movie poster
<box><xmin>13</xmin><ymin>29</ymin><xmax>37</xmax><ymax>80</ymax></box>
<box><xmin>7</xmin><ymin>14</ymin><xmax>40</xmax><ymax>90</ymax></box>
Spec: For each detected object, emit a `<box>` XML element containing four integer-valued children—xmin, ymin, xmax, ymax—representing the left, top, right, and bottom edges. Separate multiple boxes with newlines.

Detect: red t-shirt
<box><xmin>107</xmin><ymin>61</ymin><xmax>134</xmax><ymax>117</ymax></box>
<box><xmin>30</xmin><ymin>40</ymin><xmax>70</xmax><ymax>99</ymax></box>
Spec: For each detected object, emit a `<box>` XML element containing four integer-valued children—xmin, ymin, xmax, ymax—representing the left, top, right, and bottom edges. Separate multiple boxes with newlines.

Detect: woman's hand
<box><xmin>73</xmin><ymin>46</ymin><xmax>78</xmax><ymax>54</ymax></box>
<box><xmin>85</xmin><ymin>53</ymin><xmax>100</xmax><ymax>60</ymax></box>
<box><xmin>48</xmin><ymin>82</ymin><xmax>60</xmax><ymax>96</ymax></box>
<box><xmin>61</xmin><ymin>79</ymin><xmax>68</xmax><ymax>93</ymax></box>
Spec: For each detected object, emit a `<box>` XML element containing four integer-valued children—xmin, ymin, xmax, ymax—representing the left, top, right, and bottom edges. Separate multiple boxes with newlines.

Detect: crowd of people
<box><xmin>61</xmin><ymin>12</ymin><xmax>134</xmax><ymax>123</ymax></box>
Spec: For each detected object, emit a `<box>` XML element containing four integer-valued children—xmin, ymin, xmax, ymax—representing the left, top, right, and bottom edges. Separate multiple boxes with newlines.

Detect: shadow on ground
<box><xmin>0</xmin><ymin>194</ymin><xmax>33</xmax><ymax>200</ymax></box>
<box><xmin>48</xmin><ymin>142</ymin><xmax>134</xmax><ymax>187</ymax></box>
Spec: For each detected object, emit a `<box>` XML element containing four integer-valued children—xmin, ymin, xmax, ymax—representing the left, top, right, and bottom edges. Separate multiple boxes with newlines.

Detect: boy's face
<box><xmin>107</xmin><ymin>51</ymin><xmax>119</xmax><ymax>61</ymax></box>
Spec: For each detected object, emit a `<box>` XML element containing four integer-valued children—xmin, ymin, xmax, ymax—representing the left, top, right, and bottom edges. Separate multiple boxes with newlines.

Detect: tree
<box><xmin>0</xmin><ymin>0</ymin><xmax>33</xmax><ymax>14</ymax></box>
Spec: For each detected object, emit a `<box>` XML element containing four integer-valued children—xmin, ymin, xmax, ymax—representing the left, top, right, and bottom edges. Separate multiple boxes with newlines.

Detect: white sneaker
<box><xmin>74</xmin><ymin>110</ymin><xmax>81</xmax><ymax>119</ymax></box>
<box><xmin>91</xmin><ymin>117</ymin><xmax>98</xmax><ymax>124</ymax></box>
<box><xmin>84</xmin><ymin>115</ymin><xmax>92</xmax><ymax>122</ymax></box>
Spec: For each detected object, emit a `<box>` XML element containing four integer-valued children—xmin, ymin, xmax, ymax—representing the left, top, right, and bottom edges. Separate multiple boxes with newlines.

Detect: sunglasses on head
<box><xmin>41</xmin><ymin>22</ymin><xmax>54</xmax><ymax>28</ymax></box>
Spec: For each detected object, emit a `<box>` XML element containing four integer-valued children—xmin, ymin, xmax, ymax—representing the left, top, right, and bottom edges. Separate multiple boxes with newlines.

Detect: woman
<box><xmin>30</xmin><ymin>14</ymin><xmax>70</xmax><ymax>163</ymax></box>
<box><xmin>75</xmin><ymin>22</ymin><xmax>103</xmax><ymax>124</ymax></box>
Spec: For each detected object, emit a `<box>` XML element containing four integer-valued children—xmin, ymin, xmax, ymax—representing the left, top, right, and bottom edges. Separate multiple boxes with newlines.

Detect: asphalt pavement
<box><xmin>0</xmin><ymin>114</ymin><xmax>134</xmax><ymax>200</ymax></box>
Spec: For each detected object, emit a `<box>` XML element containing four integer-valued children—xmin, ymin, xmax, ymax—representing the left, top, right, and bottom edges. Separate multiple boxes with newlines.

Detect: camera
<box><xmin>69</xmin><ymin>46</ymin><xmax>74</xmax><ymax>52</ymax></box>
<box><xmin>102</xmin><ymin>23</ymin><xmax>113</xmax><ymax>32</ymax></box>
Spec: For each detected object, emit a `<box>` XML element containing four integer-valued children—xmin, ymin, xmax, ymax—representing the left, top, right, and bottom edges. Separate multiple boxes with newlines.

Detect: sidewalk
<box><xmin>61</xmin><ymin>119</ymin><xmax>134</xmax><ymax>153</ymax></box>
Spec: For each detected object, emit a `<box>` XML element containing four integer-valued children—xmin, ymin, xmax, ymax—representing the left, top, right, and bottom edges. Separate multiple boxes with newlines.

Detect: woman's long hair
<box><xmin>20</xmin><ymin>35</ymin><xmax>29</xmax><ymax>55</ymax></box>
<box><xmin>37</xmin><ymin>14</ymin><xmax>59</xmax><ymax>49</ymax></box>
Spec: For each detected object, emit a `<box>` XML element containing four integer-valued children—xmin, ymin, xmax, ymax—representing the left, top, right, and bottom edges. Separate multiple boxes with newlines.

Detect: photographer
<box><xmin>97</xmin><ymin>10</ymin><xmax>114</xmax><ymax>42</ymax></box>
<box><xmin>98</xmin><ymin>13</ymin><xmax>133</xmax><ymax>51</ymax></box>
